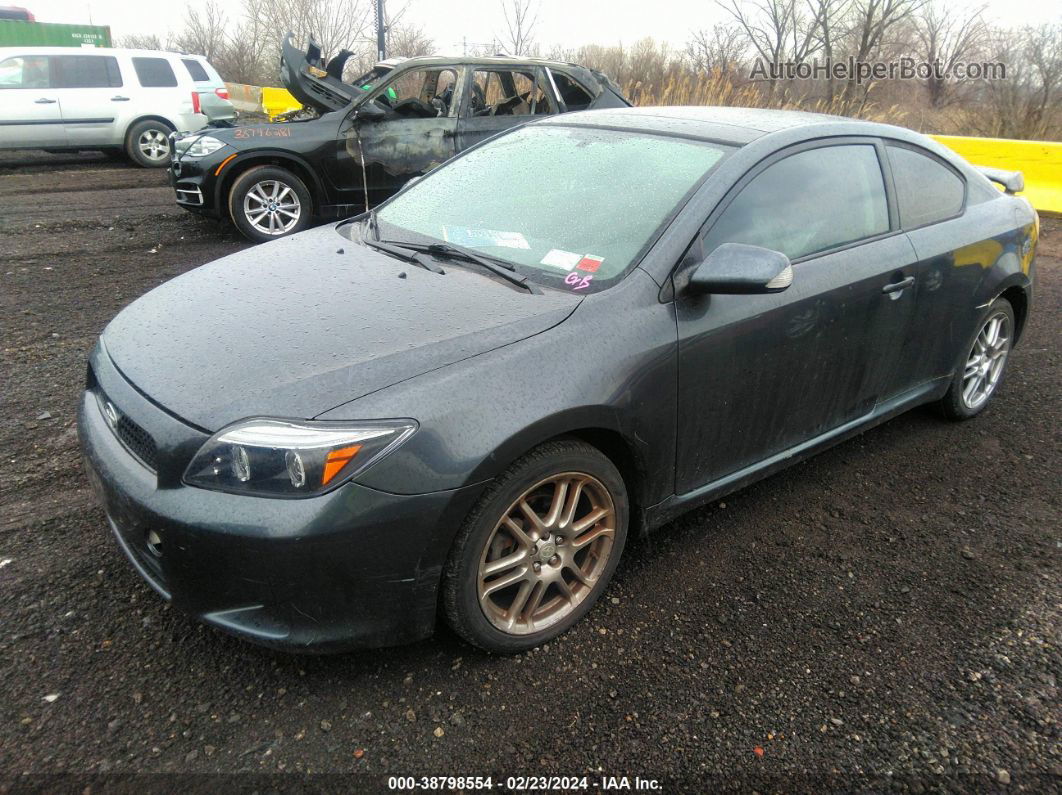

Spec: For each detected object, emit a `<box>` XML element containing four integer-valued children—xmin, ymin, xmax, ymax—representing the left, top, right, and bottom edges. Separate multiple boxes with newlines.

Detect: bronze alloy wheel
<box><xmin>477</xmin><ymin>472</ymin><xmax>617</xmax><ymax>635</ymax></box>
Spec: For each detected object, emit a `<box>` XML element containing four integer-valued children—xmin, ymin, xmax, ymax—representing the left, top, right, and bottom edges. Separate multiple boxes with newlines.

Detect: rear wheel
<box><xmin>939</xmin><ymin>296</ymin><xmax>1015</xmax><ymax>420</ymax></box>
<box><xmin>442</xmin><ymin>440</ymin><xmax>628</xmax><ymax>653</ymax></box>
<box><xmin>228</xmin><ymin>165</ymin><xmax>312</xmax><ymax>243</ymax></box>
<box><xmin>125</xmin><ymin>119</ymin><xmax>173</xmax><ymax>168</ymax></box>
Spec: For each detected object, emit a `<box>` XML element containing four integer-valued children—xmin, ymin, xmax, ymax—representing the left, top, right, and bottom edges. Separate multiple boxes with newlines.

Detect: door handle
<box><xmin>111</xmin><ymin>95</ymin><xmax>130</xmax><ymax>101</ymax></box>
<box><xmin>882</xmin><ymin>276</ymin><xmax>915</xmax><ymax>294</ymax></box>
<box><xmin>34</xmin><ymin>97</ymin><xmax>57</xmax><ymax>104</ymax></box>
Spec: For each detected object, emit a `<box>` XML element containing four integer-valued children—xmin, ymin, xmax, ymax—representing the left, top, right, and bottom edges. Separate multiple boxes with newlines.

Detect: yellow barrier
<box><xmin>930</xmin><ymin>134</ymin><xmax>1062</xmax><ymax>216</ymax></box>
<box><xmin>261</xmin><ymin>87</ymin><xmax>302</xmax><ymax>120</ymax></box>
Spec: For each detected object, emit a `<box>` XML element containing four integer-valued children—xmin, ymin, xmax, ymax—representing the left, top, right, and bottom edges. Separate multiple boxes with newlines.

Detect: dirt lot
<box><xmin>1</xmin><ymin>151</ymin><xmax>1059</xmax><ymax>791</ymax></box>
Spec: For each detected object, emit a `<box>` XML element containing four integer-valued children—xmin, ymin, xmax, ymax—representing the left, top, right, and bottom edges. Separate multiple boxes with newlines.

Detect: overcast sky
<box><xmin>30</xmin><ymin>0</ymin><xmax>1062</xmax><ymax>54</ymax></box>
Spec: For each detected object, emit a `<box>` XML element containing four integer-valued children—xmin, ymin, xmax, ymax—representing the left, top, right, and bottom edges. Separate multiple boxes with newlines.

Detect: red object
<box><xmin>576</xmin><ymin>255</ymin><xmax>603</xmax><ymax>272</ymax></box>
<box><xmin>215</xmin><ymin>88</ymin><xmax>230</xmax><ymax>100</ymax></box>
<box><xmin>754</xmin><ymin>746</ymin><xmax>765</xmax><ymax>757</ymax></box>
<box><xmin>191</xmin><ymin>91</ymin><xmax>201</xmax><ymax>114</ymax></box>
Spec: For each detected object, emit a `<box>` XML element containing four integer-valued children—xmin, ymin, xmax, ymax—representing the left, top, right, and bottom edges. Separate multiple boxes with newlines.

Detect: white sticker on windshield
<box><xmin>539</xmin><ymin>249</ymin><xmax>582</xmax><ymax>270</ymax></box>
<box><xmin>443</xmin><ymin>225</ymin><xmax>530</xmax><ymax>250</ymax></box>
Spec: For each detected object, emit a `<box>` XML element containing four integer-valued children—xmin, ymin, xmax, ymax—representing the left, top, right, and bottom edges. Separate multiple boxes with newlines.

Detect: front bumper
<box><xmin>169</xmin><ymin>148</ymin><xmax>227</xmax><ymax>219</ymax></box>
<box><xmin>78</xmin><ymin>345</ymin><xmax>483</xmax><ymax>651</ymax></box>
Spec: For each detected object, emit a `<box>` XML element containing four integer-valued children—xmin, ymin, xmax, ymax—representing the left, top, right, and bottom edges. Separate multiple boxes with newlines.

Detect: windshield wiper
<box><xmin>378</xmin><ymin>240</ymin><xmax>538</xmax><ymax>293</ymax></box>
<box><xmin>363</xmin><ymin>238</ymin><xmax>446</xmax><ymax>274</ymax></box>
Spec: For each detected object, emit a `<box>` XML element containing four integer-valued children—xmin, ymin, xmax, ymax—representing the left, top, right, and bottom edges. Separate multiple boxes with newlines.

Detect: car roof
<box><xmin>0</xmin><ymin>46</ymin><xmax>209</xmax><ymax>60</ymax></box>
<box><xmin>539</xmin><ymin>105</ymin><xmax>911</xmax><ymax>146</ymax></box>
<box><xmin>379</xmin><ymin>54</ymin><xmax>594</xmax><ymax>71</ymax></box>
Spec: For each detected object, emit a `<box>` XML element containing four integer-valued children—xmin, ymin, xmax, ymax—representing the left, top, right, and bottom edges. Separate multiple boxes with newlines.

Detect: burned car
<box><xmin>169</xmin><ymin>34</ymin><xmax>629</xmax><ymax>242</ymax></box>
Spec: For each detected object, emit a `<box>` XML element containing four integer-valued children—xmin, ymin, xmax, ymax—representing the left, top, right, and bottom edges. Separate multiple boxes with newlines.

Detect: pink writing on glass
<box><xmin>565</xmin><ymin>272</ymin><xmax>593</xmax><ymax>290</ymax></box>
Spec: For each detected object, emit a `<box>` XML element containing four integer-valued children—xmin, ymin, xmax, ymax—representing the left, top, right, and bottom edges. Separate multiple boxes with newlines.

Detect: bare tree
<box><xmin>838</xmin><ymin>0</ymin><xmax>927</xmax><ymax>111</ymax></box>
<box><xmin>500</xmin><ymin>0</ymin><xmax>539</xmax><ymax>56</ymax></box>
<box><xmin>116</xmin><ymin>33</ymin><xmax>165</xmax><ymax>50</ymax></box>
<box><xmin>170</xmin><ymin>0</ymin><xmax>228</xmax><ymax>62</ymax></box>
<box><xmin>388</xmin><ymin>23</ymin><xmax>435</xmax><ymax>58</ymax></box>
<box><xmin>686</xmin><ymin>23</ymin><xmax>747</xmax><ymax>75</ymax></box>
<box><xmin>717</xmin><ymin>0</ymin><xmax>824</xmax><ymax>99</ymax></box>
<box><xmin>914</xmin><ymin>0</ymin><xmax>987</xmax><ymax>108</ymax></box>
<box><xmin>260</xmin><ymin>0</ymin><xmax>372</xmax><ymax>63</ymax></box>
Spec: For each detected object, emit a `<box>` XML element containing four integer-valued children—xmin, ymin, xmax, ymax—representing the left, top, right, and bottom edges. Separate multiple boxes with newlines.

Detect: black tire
<box><xmin>124</xmin><ymin>119</ymin><xmax>173</xmax><ymax>168</ymax></box>
<box><xmin>939</xmin><ymin>296</ymin><xmax>1016</xmax><ymax>421</ymax></box>
<box><xmin>227</xmin><ymin>165</ymin><xmax>313</xmax><ymax>243</ymax></box>
<box><xmin>442</xmin><ymin>440</ymin><xmax>628</xmax><ymax>653</ymax></box>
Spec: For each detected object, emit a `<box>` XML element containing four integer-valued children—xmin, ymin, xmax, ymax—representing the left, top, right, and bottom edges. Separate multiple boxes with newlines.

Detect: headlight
<box><xmin>182</xmin><ymin>135</ymin><xmax>228</xmax><ymax>158</ymax></box>
<box><xmin>183</xmin><ymin>418</ymin><xmax>417</xmax><ymax>497</ymax></box>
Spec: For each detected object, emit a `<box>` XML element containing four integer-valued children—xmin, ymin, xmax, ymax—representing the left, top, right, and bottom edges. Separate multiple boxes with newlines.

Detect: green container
<box><xmin>0</xmin><ymin>20</ymin><xmax>112</xmax><ymax>48</ymax></box>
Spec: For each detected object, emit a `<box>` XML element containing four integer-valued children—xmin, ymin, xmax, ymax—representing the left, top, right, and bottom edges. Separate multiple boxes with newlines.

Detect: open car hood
<box><xmin>280</xmin><ymin>32</ymin><xmax>361</xmax><ymax>113</ymax></box>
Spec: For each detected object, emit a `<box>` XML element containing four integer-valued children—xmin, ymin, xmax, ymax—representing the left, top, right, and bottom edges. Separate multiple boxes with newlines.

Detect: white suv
<box><xmin>0</xmin><ymin>47</ymin><xmax>232</xmax><ymax>167</ymax></box>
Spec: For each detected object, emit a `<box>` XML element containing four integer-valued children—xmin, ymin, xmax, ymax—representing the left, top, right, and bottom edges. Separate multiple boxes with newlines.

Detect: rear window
<box><xmin>132</xmin><ymin>57</ymin><xmax>178</xmax><ymax>88</ymax></box>
<box><xmin>52</xmin><ymin>55</ymin><xmax>122</xmax><ymax>88</ymax></box>
<box><xmin>887</xmin><ymin>145</ymin><xmax>965</xmax><ymax>228</ymax></box>
<box><xmin>181</xmin><ymin>58</ymin><xmax>209</xmax><ymax>82</ymax></box>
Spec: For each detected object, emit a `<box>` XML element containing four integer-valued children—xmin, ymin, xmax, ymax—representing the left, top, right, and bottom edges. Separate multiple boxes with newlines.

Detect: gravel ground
<box><xmin>0</xmin><ymin>151</ymin><xmax>1059</xmax><ymax>792</ymax></box>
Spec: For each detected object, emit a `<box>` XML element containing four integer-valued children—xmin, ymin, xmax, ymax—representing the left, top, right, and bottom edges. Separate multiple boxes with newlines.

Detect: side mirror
<box><xmin>354</xmin><ymin>100</ymin><xmax>386</xmax><ymax>122</ymax></box>
<box><xmin>687</xmin><ymin>242</ymin><xmax>793</xmax><ymax>294</ymax></box>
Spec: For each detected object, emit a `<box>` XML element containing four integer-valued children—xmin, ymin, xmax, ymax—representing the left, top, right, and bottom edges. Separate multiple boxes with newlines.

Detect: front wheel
<box><xmin>228</xmin><ymin>165</ymin><xmax>312</xmax><ymax>243</ymax></box>
<box><xmin>442</xmin><ymin>440</ymin><xmax>628</xmax><ymax>653</ymax></box>
<box><xmin>939</xmin><ymin>296</ymin><xmax>1015</xmax><ymax>420</ymax></box>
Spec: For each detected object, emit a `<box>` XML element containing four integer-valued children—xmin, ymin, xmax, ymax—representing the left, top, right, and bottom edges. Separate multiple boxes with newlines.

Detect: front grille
<box><xmin>115</xmin><ymin>412</ymin><xmax>158</xmax><ymax>470</ymax></box>
<box><xmin>97</xmin><ymin>389</ymin><xmax>159</xmax><ymax>471</ymax></box>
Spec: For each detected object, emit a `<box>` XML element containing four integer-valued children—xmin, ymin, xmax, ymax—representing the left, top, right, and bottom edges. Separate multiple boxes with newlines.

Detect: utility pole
<box><xmin>375</xmin><ymin>0</ymin><xmax>387</xmax><ymax>61</ymax></box>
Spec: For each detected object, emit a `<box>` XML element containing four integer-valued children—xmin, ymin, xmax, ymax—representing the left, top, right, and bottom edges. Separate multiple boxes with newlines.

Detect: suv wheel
<box><xmin>442</xmin><ymin>440</ymin><xmax>628</xmax><ymax>653</ymax></box>
<box><xmin>125</xmin><ymin>120</ymin><xmax>172</xmax><ymax>168</ymax></box>
<box><xmin>228</xmin><ymin>165</ymin><xmax>312</xmax><ymax>243</ymax></box>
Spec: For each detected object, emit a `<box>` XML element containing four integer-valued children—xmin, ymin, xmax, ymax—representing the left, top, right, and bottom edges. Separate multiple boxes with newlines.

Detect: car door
<box><xmin>343</xmin><ymin>65</ymin><xmax>460</xmax><ymax>202</ymax></box>
<box><xmin>882</xmin><ymin>142</ymin><xmax>982</xmax><ymax>386</ymax></box>
<box><xmin>0</xmin><ymin>53</ymin><xmax>65</xmax><ymax>148</ymax></box>
<box><xmin>673</xmin><ymin>140</ymin><xmax>920</xmax><ymax>493</ymax></box>
<box><xmin>456</xmin><ymin>66</ymin><xmax>556</xmax><ymax>151</ymax></box>
<box><xmin>50</xmin><ymin>53</ymin><xmax>124</xmax><ymax>147</ymax></box>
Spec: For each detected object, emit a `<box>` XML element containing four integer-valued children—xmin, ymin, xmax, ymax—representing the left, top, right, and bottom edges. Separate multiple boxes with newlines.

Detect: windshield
<box><xmin>375</xmin><ymin>125</ymin><xmax>732</xmax><ymax>293</ymax></box>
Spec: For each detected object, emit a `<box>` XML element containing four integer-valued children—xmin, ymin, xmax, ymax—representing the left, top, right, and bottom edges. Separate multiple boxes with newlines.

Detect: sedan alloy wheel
<box><xmin>961</xmin><ymin>311</ymin><xmax>1011</xmax><ymax>410</ymax></box>
<box><xmin>478</xmin><ymin>472</ymin><xmax>617</xmax><ymax>635</ymax></box>
<box><xmin>243</xmin><ymin>180</ymin><xmax>302</xmax><ymax>236</ymax></box>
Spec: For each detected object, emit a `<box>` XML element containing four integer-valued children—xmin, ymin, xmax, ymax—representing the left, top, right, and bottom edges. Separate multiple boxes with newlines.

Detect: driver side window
<box><xmin>372</xmin><ymin>68</ymin><xmax>457</xmax><ymax>118</ymax></box>
<box><xmin>703</xmin><ymin>144</ymin><xmax>890</xmax><ymax>262</ymax></box>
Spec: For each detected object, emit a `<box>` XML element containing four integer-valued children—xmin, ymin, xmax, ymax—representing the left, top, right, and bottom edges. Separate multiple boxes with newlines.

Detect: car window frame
<box><xmin>461</xmin><ymin>64</ymin><xmax>556</xmax><ymax>118</ymax></box>
<box><xmin>545</xmin><ymin>67</ymin><xmax>595</xmax><ymax>113</ymax></box>
<box><xmin>50</xmin><ymin>53</ymin><xmax>123</xmax><ymax>89</ymax></box>
<box><xmin>364</xmin><ymin>64</ymin><xmax>463</xmax><ymax>118</ymax></box>
<box><xmin>881</xmin><ymin>139</ymin><xmax>968</xmax><ymax>232</ymax></box>
<box><xmin>671</xmin><ymin>136</ymin><xmax>901</xmax><ymax>292</ymax></box>
<box><xmin>0</xmin><ymin>53</ymin><xmax>52</xmax><ymax>89</ymax></box>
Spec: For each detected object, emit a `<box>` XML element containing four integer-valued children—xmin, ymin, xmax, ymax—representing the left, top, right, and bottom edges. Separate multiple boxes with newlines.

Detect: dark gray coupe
<box><xmin>81</xmin><ymin>107</ymin><xmax>1038</xmax><ymax>653</ymax></box>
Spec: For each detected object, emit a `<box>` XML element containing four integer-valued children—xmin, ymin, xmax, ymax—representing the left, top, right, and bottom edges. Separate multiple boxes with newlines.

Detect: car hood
<box><xmin>101</xmin><ymin>226</ymin><xmax>580</xmax><ymax>431</ymax></box>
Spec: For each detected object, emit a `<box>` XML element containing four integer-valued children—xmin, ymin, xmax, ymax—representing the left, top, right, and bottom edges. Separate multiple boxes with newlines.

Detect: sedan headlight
<box><xmin>182</xmin><ymin>135</ymin><xmax>228</xmax><ymax>158</ymax></box>
<box><xmin>184</xmin><ymin>418</ymin><xmax>417</xmax><ymax>497</ymax></box>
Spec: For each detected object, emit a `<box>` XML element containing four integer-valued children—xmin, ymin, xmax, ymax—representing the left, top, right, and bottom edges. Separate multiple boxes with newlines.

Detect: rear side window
<box><xmin>549</xmin><ymin>70</ymin><xmax>593</xmax><ymax>111</ymax></box>
<box><xmin>182</xmin><ymin>58</ymin><xmax>209</xmax><ymax>82</ymax></box>
<box><xmin>0</xmin><ymin>55</ymin><xmax>50</xmax><ymax>88</ymax></box>
<box><xmin>887</xmin><ymin>145</ymin><xmax>965</xmax><ymax>228</ymax></box>
<box><xmin>132</xmin><ymin>57</ymin><xmax>178</xmax><ymax>88</ymax></box>
<box><xmin>704</xmin><ymin>144</ymin><xmax>889</xmax><ymax>261</ymax></box>
<box><xmin>52</xmin><ymin>55</ymin><xmax>122</xmax><ymax>88</ymax></box>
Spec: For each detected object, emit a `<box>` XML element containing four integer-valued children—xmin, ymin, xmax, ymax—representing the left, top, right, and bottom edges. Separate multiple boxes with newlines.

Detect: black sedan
<box><xmin>80</xmin><ymin>107</ymin><xmax>1038</xmax><ymax>654</ymax></box>
<box><xmin>169</xmin><ymin>35</ymin><xmax>628</xmax><ymax>243</ymax></box>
